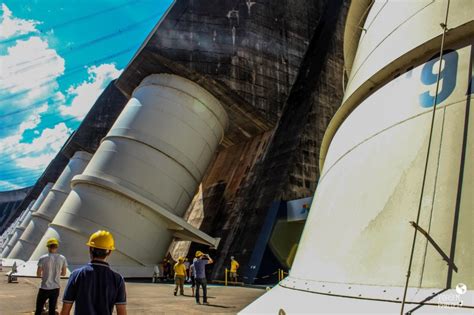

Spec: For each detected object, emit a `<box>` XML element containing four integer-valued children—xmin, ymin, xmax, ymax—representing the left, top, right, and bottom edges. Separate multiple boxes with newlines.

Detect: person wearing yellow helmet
<box><xmin>60</xmin><ymin>230</ymin><xmax>127</xmax><ymax>315</ymax></box>
<box><xmin>173</xmin><ymin>256</ymin><xmax>186</xmax><ymax>296</ymax></box>
<box><xmin>193</xmin><ymin>250</ymin><xmax>213</xmax><ymax>305</ymax></box>
<box><xmin>35</xmin><ymin>237</ymin><xmax>67</xmax><ymax>315</ymax></box>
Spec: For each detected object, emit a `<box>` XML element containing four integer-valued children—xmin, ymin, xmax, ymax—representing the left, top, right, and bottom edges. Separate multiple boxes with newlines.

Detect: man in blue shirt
<box><xmin>60</xmin><ymin>230</ymin><xmax>127</xmax><ymax>315</ymax></box>
<box><xmin>193</xmin><ymin>250</ymin><xmax>213</xmax><ymax>305</ymax></box>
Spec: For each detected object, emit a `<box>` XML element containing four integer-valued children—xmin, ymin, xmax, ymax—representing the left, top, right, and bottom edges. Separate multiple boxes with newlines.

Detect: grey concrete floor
<box><xmin>0</xmin><ymin>270</ymin><xmax>265</xmax><ymax>314</ymax></box>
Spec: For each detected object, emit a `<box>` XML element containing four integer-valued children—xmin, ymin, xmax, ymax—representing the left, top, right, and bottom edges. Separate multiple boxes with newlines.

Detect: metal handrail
<box><xmin>400</xmin><ymin>1</ymin><xmax>451</xmax><ymax>314</ymax></box>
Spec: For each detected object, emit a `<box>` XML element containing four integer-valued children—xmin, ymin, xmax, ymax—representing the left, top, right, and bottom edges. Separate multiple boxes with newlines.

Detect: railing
<box><xmin>218</xmin><ymin>268</ymin><xmax>289</xmax><ymax>286</ymax></box>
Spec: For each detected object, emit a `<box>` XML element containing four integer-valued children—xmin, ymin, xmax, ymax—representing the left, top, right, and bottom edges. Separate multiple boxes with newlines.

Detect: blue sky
<box><xmin>0</xmin><ymin>0</ymin><xmax>173</xmax><ymax>191</ymax></box>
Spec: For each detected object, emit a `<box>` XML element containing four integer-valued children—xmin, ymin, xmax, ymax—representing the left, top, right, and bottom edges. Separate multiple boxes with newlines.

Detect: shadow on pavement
<box><xmin>203</xmin><ymin>304</ymin><xmax>236</xmax><ymax>309</ymax></box>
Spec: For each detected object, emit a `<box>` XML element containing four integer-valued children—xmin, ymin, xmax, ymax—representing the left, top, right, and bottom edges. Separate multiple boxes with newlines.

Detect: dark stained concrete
<box><xmin>116</xmin><ymin>0</ymin><xmax>327</xmax><ymax>146</ymax></box>
<box><xmin>182</xmin><ymin>0</ymin><xmax>349</xmax><ymax>281</ymax></box>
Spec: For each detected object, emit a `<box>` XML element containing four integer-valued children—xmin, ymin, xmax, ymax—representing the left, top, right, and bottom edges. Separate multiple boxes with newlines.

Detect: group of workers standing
<box><xmin>172</xmin><ymin>250</ymin><xmax>213</xmax><ymax>304</ymax></box>
<box><xmin>164</xmin><ymin>251</ymin><xmax>240</xmax><ymax>305</ymax></box>
<box><xmin>32</xmin><ymin>229</ymin><xmax>240</xmax><ymax>314</ymax></box>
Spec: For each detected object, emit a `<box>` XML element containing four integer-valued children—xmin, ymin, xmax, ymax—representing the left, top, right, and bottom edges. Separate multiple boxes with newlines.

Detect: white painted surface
<box><xmin>244</xmin><ymin>1</ymin><xmax>473</xmax><ymax>312</ymax></box>
<box><xmin>36</xmin><ymin>74</ymin><xmax>228</xmax><ymax>277</ymax></box>
<box><xmin>241</xmin><ymin>284</ymin><xmax>474</xmax><ymax>314</ymax></box>
<box><xmin>7</xmin><ymin>183</ymin><xmax>53</xmax><ymax>260</ymax></box>
<box><xmin>0</xmin><ymin>200</ymin><xmax>35</xmax><ymax>253</ymax></box>
<box><xmin>19</xmin><ymin>152</ymin><xmax>92</xmax><ymax>261</ymax></box>
<box><xmin>345</xmin><ymin>0</ymin><xmax>473</xmax><ymax>104</ymax></box>
<box><xmin>0</xmin><ymin>258</ymin><xmax>25</xmax><ymax>268</ymax></box>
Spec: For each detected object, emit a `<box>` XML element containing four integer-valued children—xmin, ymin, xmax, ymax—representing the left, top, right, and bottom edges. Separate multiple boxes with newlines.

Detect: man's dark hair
<box><xmin>90</xmin><ymin>247</ymin><xmax>110</xmax><ymax>259</ymax></box>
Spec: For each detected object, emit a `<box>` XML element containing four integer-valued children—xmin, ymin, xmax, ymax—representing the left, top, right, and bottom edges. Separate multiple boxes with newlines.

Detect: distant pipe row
<box><xmin>8</xmin><ymin>152</ymin><xmax>92</xmax><ymax>261</ymax></box>
<box><xmin>3</xmin><ymin>74</ymin><xmax>228</xmax><ymax>278</ymax></box>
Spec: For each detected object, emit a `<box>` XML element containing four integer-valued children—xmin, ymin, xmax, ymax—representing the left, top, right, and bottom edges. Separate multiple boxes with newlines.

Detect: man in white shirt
<box><xmin>36</xmin><ymin>237</ymin><xmax>67</xmax><ymax>315</ymax></box>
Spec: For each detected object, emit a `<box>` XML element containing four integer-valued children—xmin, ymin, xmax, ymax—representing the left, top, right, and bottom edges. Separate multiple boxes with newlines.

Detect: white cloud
<box><xmin>0</xmin><ymin>36</ymin><xmax>65</xmax><ymax>100</ymax></box>
<box><xmin>60</xmin><ymin>63</ymin><xmax>122</xmax><ymax>119</ymax></box>
<box><xmin>0</xmin><ymin>4</ymin><xmax>65</xmax><ymax>144</ymax></box>
<box><xmin>0</xmin><ymin>180</ymin><xmax>21</xmax><ymax>190</ymax></box>
<box><xmin>0</xmin><ymin>122</ymin><xmax>72</xmax><ymax>170</ymax></box>
<box><xmin>0</xmin><ymin>130</ymin><xmax>23</xmax><ymax>156</ymax></box>
<box><xmin>0</xmin><ymin>5</ymin><xmax>70</xmax><ymax>189</ymax></box>
<box><xmin>18</xmin><ymin>103</ymin><xmax>48</xmax><ymax>134</ymax></box>
<box><xmin>15</xmin><ymin>123</ymin><xmax>72</xmax><ymax>169</ymax></box>
<box><xmin>53</xmin><ymin>91</ymin><xmax>65</xmax><ymax>103</ymax></box>
<box><xmin>15</xmin><ymin>153</ymin><xmax>57</xmax><ymax>169</ymax></box>
<box><xmin>0</xmin><ymin>7</ymin><xmax>121</xmax><ymax>189</ymax></box>
<box><xmin>28</xmin><ymin>122</ymin><xmax>71</xmax><ymax>152</ymax></box>
<box><xmin>0</xmin><ymin>4</ymin><xmax>39</xmax><ymax>39</ymax></box>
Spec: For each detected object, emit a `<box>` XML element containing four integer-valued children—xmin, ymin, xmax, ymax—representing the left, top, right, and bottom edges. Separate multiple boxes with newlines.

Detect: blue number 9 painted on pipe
<box><xmin>419</xmin><ymin>50</ymin><xmax>459</xmax><ymax>108</ymax></box>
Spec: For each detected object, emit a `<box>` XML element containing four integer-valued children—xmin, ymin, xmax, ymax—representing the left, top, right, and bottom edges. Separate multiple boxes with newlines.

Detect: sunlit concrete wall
<box><xmin>36</xmin><ymin>74</ymin><xmax>228</xmax><ymax>276</ymax></box>
<box><xmin>242</xmin><ymin>0</ymin><xmax>473</xmax><ymax>313</ymax></box>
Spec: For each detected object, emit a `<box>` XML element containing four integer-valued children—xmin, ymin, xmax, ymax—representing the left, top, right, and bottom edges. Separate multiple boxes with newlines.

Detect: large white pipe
<box><xmin>0</xmin><ymin>217</ymin><xmax>19</xmax><ymax>255</ymax></box>
<box><xmin>0</xmin><ymin>200</ymin><xmax>36</xmax><ymax>257</ymax></box>
<box><xmin>0</xmin><ymin>218</ymin><xmax>22</xmax><ymax>258</ymax></box>
<box><xmin>4</xmin><ymin>217</ymin><xmax>20</xmax><ymax>238</ymax></box>
<box><xmin>17</xmin><ymin>152</ymin><xmax>92</xmax><ymax>261</ymax></box>
<box><xmin>7</xmin><ymin>183</ymin><xmax>53</xmax><ymax>260</ymax></box>
<box><xmin>242</xmin><ymin>1</ymin><xmax>473</xmax><ymax>313</ymax></box>
<box><xmin>36</xmin><ymin>74</ymin><xmax>228</xmax><ymax>276</ymax></box>
<box><xmin>5</xmin><ymin>215</ymin><xmax>21</xmax><ymax>236</ymax></box>
<box><xmin>18</xmin><ymin>206</ymin><xmax>31</xmax><ymax>224</ymax></box>
<box><xmin>1</xmin><ymin>206</ymin><xmax>29</xmax><ymax>252</ymax></box>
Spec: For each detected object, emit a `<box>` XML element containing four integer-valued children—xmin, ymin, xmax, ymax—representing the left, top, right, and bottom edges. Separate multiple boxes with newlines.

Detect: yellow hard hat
<box><xmin>46</xmin><ymin>238</ymin><xmax>59</xmax><ymax>247</ymax></box>
<box><xmin>195</xmin><ymin>251</ymin><xmax>203</xmax><ymax>258</ymax></box>
<box><xmin>178</xmin><ymin>256</ymin><xmax>184</xmax><ymax>262</ymax></box>
<box><xmin>86</xmin><ymin>230</ymin><xmax>115</xmax><ymax>250</ymax></box>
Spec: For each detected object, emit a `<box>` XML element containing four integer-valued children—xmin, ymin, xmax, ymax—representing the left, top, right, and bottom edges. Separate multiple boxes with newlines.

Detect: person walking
<box><xmin>162</xmin><ymin>258</ymin><xmax>170</xmax><ymax>280</ymax></box>
<box><xmin>60</xmin><ymin>230</ymin><xmax>127</xmax><ymax>315</ymax></box>
<box><xmin>173</xmin><ymin>257</ymin><xmax>186</xmax><ymax>296</ymax></box>
<box><xmin>189</xmin><ymin>262</ymin><xmax>196</xmax><ymax>296</ymax></box>
<box><xmin>183</xmin><ymin>257</ymin><xmax>190</xmax><ymax>280</ymax></box>
<box><xmin>229</xmin><ymin>256</ymin><xmax>240</xmax><ymax>283</ymax></box>
<box><xmin>193</xmin><ymin>251</ymin><xmax>213</xmax><ymax>305</ymax></box>
<box><xmin>35</xmin><ymin>238</ymin><xmax>67</xmax><ymax>315</ymax></box>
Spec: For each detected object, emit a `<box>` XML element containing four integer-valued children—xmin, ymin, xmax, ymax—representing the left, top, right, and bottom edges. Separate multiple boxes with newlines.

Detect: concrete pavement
<box><xmin>0</xmin><ymin>270</ymin><xmax>265</xmax><ymax>314</ymax></box>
